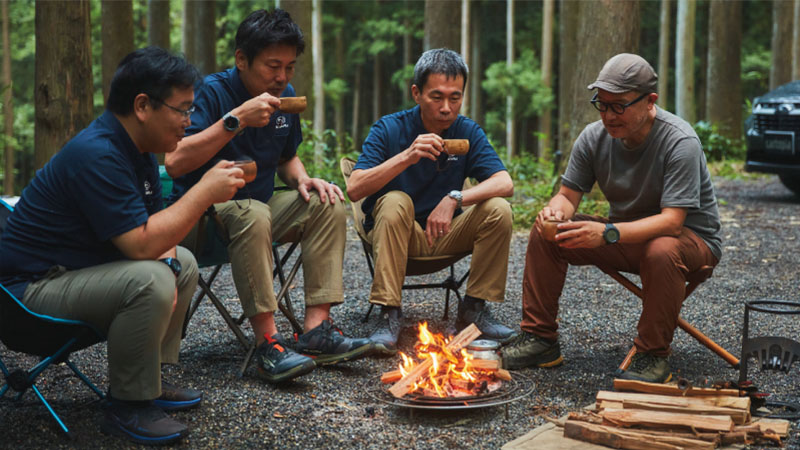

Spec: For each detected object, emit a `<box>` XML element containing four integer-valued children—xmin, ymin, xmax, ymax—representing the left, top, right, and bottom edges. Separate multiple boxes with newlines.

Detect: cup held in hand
<box><xmin>279</xmin><ymin>96</ymin><xmax>307</xmax><ymax>114</ymax></box>
<box><xmin>443</xmin><ymin>139</ymin><xmax>469</xmax><ymax>155</ymax></box>
<box><xmin>542</xmin><ymin>219</ymin><xmax>564</xmax><ymax>242</ymax></box>
<box><xmin>233</xmin><ymin>159</ymin><xmax>257</xmax><ymax>184</ymax></box>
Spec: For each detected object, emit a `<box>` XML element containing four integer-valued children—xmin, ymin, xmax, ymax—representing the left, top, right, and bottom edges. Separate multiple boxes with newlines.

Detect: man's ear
<box><xmin>411</xmin><ymin>84</ymin><xmax>421</xmax><ymax>104</ymax></box>
<box><xmin>648</xmin><ymin>93</ymin><xmax>659</xmax><ymax>108</ymax></box>
<box><xmin>133</xmin><ymin>93</ymin><xmax>151</xmax><ymax>122</ymax></box>
<box><xmin>234</xmin><ymin>49</ymin><xmax>247</xmax><ymax>71</ymax></box>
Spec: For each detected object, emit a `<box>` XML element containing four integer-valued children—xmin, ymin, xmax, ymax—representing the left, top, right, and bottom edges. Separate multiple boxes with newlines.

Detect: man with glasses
<box><xmin>165</xmin><ymin>9</ymin><xmax>372</xmax><ymax>384</ymax></box>
<box><xmin>0</xmin><ymin>47</ymin><xmax>244</xmax><ymax>444</ymax></box>
<box><xmin>504</xmin><ymin>54</ymin><xmax>722</xmax><ymax>383</ymax></box>
<box><xmin>347</xmin><ymin>49</ymin><xmax>515</xmax><ymax>354</ymax></box>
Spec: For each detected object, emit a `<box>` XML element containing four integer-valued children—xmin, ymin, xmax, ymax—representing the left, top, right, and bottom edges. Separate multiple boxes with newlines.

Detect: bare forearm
<box><xmin>347</xmin><ymin>153</ymin><xmax>414</xmax><ymax>201</ymax></box>
<box><xmin>276</xmin><ymin>156</ymin><xmax>310</xmax><ymax>189</ymax></box>
<box><xmin>615</xmin><ymin>208</ymin><xmax>686</xmax><ymax>244</ymax></box>
<box><xmin>461</xmin><ymin>171</ymin><xmax>513</xmax><ymax>206</ymax></box>
<box><xmin>166</xmin><ymin>120</ymin><xmax>234</xmax><ymax>178</ymax></box>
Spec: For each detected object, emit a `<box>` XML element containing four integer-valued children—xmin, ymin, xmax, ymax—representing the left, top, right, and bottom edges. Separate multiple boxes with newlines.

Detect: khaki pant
<box><xmin>180</xmin><ymin>191</ymin><xmax>346</xmax><ymax>318</ymax></box>
<box><xmin>366</xmin><ymin>191</ymin><xmax>513</xmax><ymax>307</ymax></box>
<box><xmin>22</xmin><ymin>247</ymin><xmax>198</xmax><ymax>401</ymax></box>
<box><xmin>521</xmin><ymin>214</ymin><xmax>719</xmax><ymax>356</ymax></box>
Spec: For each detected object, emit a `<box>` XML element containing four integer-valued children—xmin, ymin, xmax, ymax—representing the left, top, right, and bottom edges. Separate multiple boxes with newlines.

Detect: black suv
<box><xmin>745</xmin><ymin>80</ymin><xmax>800</xmax><ymax>195</ymax></box>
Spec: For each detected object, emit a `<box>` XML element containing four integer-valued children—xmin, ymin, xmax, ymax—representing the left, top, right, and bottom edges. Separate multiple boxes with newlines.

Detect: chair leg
<box><xmin>65</xmin><ymin>360</ymin><xmax>105</xmax><ymax>400</ymax></box>
<box><xmin>182</xmin><ymin>264</ymin><xmax>223</xmax><ymax>339</ymax></box>
<box><xmin>363</xmin><ymin>304</ymin><xmax>375</xmax><ymax>323</ymax></box>
<box><xmin>30</xmin><ymin>383</ymin><xmax>71</xmax><ymax>436</ymax></box>
<box><xmin>273</xmin><ymin>244</ymin><xmax>303</xmax><ymax>335</ymax></box>
<box><xmin>238</xmin><ymin>343</ymin><xmax>257</xmax><ymax>379</ymax></box>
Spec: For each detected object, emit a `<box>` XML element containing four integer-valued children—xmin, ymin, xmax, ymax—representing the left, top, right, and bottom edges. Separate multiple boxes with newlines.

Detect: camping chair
<box><xmin>159</xmin><ymin>167</ymin><xmax>303</xmax><ymax>378</ymax></box>
<box><xmin>339</xmin><ymin>157</ymin><xmax>471</xmax><ymax>322</ymax></box>
<box><xmin>0</xmin><ymin>199</ymin><xmax>106</xmax><ymax>437</ymax></box>
<box><xmin>597</xmin><ymin>265</ymin><xmax>740</xmax><ymax>372</ymax></box>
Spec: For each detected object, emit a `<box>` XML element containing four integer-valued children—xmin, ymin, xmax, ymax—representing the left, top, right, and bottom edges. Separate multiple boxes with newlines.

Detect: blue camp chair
<box><xmin>0</xmin><ymin>199</ymin><xmax>106</xmax><ymax>437</ymax></box>
<box><xmin>159</xmin><ymin>167</ymin><xmax>303</xmax><ymax>378</ymax></box>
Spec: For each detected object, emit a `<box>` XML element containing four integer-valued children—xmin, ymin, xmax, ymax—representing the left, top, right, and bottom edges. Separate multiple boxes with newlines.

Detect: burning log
<box><xmin>380</xmin><ymin>370</ymin><xmax>402</xmax><ymax>384</ymax></box>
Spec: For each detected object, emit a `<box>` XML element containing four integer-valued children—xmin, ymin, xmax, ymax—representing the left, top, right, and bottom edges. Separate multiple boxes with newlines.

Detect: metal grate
<box><xmin>754</xmin><ymin>114</ymin><xmax>800</xmax><ymax>132</ymax></box>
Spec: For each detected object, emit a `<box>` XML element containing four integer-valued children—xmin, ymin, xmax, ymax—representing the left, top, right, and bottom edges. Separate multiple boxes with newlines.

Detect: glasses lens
<box><xmin>591</xmin><ymin>101</ymin><xmax>605</xmax><ymax>112</ymax></box>
<box><xmin>184</xmin><ymin>105</ymin><xmax>196</xmax><ymax>118</ymax></box>
<box><xmin>609</xmin><ymin>103</ymin><xmax>625</xmax><ymax>114</ymax></box>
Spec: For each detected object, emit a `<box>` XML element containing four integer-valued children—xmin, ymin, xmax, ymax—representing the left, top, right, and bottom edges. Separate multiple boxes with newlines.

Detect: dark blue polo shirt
<box><xmin>0</xmin><ymin>111</ymin><xmax>162</xmax><ymax>299</ymax></box>
<box><xmin>355</xmin><ymin>106</ymin><xmax>506</xmax><ymax>231</ymax></box>
<box><xmin>169</xmin><ymin>67</ymin><xmax>302</xmax><ymax>204</ymax></box>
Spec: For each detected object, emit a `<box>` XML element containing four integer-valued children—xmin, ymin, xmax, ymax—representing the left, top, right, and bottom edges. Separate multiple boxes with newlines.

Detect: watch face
<box><xmin>223</xmin><ymin>114</ymin><xmax>239</xmax><ymax>131</ymax></box>
<box><xmin>604</xmin><ymin>226</ymin><xmax>620</xmax><ymax>243</ymax></box>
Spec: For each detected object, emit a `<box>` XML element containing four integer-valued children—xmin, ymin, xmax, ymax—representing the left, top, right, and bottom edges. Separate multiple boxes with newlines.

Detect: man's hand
<box><xmin>297</xmin><ymin>176</ymin><xmax>345</xmax><ymax>204</ymax></box>
<box><xmin>233</xmin><ymin>92</ymin><xmax>281</xmax><ymax>129</ymax></box>
<box><xmin>403</xmin><ymin>133</ymin><xmax>444</xmax><ymax>165</ymax></box>
<box><xmin>535</xmin><ymin>206</ymin><xmax>567</xmax><ymax>234</ymax></box>
<box><xmin>553</xmin><ymin>220</ymin><xmax>605</xmax><ymax>248</ymax></box>
<box><xmin>425</xmin><ymin>195</ymin><xmax>458</xmax><ymax>247</ymax></box>
<box><xmin>197</xmin><ymin>160</ymin><xmax>246</xmax><ymax>204</ymax></box>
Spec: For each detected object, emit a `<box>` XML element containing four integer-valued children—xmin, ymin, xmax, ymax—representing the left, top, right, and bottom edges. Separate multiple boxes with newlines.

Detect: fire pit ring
<box><xmin>369</xmin><ymin>371</ymin><xmax>535</xmax><ymax>419</ymax></box>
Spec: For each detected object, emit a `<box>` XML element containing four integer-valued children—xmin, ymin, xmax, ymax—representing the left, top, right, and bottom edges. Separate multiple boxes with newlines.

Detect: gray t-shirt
<box><xmin>562</xmin><ymin>106</ymin><xmax>722</xmax><ymax>260</ymax></box>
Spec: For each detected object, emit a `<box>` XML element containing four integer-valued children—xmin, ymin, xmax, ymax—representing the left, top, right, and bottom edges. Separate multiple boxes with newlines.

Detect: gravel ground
<box><xmin>1</xmin><ymin>176</ymin><xmax>799</xmax><ymax>449</ymax></box>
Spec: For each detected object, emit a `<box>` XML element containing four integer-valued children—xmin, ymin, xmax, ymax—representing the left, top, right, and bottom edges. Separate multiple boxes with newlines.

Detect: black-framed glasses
<box><xmin>590</xmin><ymin>92</ymin><xmax>649</xmax><ymax>114</ymax></box>
<box><xmin>150</xmin><ymin>96</ymin><xmax>195</xmax><ymax>118</ymax></box>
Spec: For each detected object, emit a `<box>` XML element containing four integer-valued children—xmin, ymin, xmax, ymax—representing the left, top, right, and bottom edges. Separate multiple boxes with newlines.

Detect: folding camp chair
<box><xmin>0</xmin><ymin>199</ymin><xmax>106</xmax><ymax>437</ymax></box>
<box><xmin>598</xmin><ymin>265</ymin><xmax>740</xmax><ymax>372</ymax></box>
<box><xmin>339</xmin><ymin>157</ymin><xmax>471</xmax><ymax>321</ymax></box>
<box><xmin>159</xmin><ymin>167</ymin><xmax>303</xmax><ymax>378</ymax></box>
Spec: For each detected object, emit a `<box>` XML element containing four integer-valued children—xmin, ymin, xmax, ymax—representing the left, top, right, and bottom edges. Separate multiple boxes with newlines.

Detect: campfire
<box><xmin>381</xmin><ymin>323</ymin><xmax>511</xmax><ymax>398</ymax></box>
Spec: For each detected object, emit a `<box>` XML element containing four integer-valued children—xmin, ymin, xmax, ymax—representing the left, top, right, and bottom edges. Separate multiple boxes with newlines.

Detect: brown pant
<box><xmin>521</xmin><ymin>214</ymin><xmax>718</xmax><ymax>356</ymax></box>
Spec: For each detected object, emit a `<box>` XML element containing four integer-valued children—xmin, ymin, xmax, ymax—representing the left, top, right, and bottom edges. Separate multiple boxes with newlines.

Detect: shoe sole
<box><xmin>153</xmin><ymin>396</ymin><xmax>202</xmax><ymax>411</ymax></box>
<box><xmin>303</xmin><ymin>343</ymin><xmax>374</xmax><ymax>366</ymax></box>
<box><xmin>100</xmin><ymin>419</ymin><xmax>188</xmax><ymax>445</ymax></box>
<box><xmin>369</xmin><ymin>342</ymin><xmax>397</xmax><ymax>357</ymax></box>
<box><xmin>257</xmin><ymin>359</ymin><xmax>316</xmax><ymax>384</ymax></box>
<box><xmin>503</xmin><ymin>349</ymin><xmax>564</xmax><ymax>370</ymax></box>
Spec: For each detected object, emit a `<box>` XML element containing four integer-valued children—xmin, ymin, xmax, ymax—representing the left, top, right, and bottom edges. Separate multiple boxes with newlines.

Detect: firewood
<box><xmin>380</xmin><ymin>370</ymin><xmax>402</xmax><ymax>384</ymax></box>
<box><xmin>389</xmin><ymin>324</ymin><xmax>481</xmax><ymax>398</ymax></box>
<box><xmin>494</xmin><ymin>368</ymin><xmax>512</xmax><ymax>381</ymax></box>
<box><xmin>621</xmin><ymin>400</ymin><xmax>750</xmax><ymax>425</ymax></box>
<box><xmin>613</xmin><ymin>378</ymin><xmax>740</xmax><ymax>397</ymax></box>
<box><xmin>564</xmin><ymin>420</ymin><xmax>714</xmax><ymax>449</ymax></box>
<box><xmin>568</xmin><ymin>411</ymin><xmax>604</xmax><ymax>424</ymax></box>
<box><xmin>600</xmin><ymin>409</ymin><xmax>735</xmax><ymax>432</ymax></box>
<box><xmin>736</xmin><ymin>420</ymin><xmax>790</xmax><ymax>438</ymax></box>
<box><xmin>597</xmin><ymin>390</ymin><xmax>751</xmax><ymax>410</ymax></box>
<box><xmin>468</xmin><ymin>358</ymin><xmax>500</xmax><ymax>370</ymax></box>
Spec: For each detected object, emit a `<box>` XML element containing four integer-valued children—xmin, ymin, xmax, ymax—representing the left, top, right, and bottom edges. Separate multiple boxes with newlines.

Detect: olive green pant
<box><xmin>180</xmin><ymin>190</ymin><xmax>346</xmax><ymax>318</ymax></box>
<box><xmin>366</xmin><ymin>191</ymin><xmax>513</xmax><ymax>307</ymax></box>
<box><xmin>21</xmin><ymin>247</ymin><xmax>198</xmax><ymax>401</ymax></box>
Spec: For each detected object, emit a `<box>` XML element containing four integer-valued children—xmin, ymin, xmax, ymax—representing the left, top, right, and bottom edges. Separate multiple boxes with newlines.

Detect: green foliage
<box><xmin>294</xmin><ymin>119</ymin><xmax>359</xmax><ymax>187</ymax></box>
<box><xmin>742</xmin><ymin>47</ymin><xmax>771</xmax><ymax>102</ymax></box>
<box><xmin>693</xmin><ymin>121</ymin><xmax>745</xmax><ymax>161</ymax></box>
<box><xmin>324</xmin><ymin>78</ymin><xmax>348</xmax><ymax>103</ymax></box>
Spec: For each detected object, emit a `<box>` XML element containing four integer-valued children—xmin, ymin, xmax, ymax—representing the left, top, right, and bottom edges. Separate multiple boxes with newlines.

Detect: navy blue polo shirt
<box><xmin>169</xmin><ymin>67</ymin><xmax>302</xmax><ymax>204</ymax></box>
<box><xmin>355</xmin><ymin>106</ymin><xmax>506</xmax><ymax>231</ymax></box>
<box><xmin>0</xmin><ymin>111</ymin><xmax>162</xmax><ymax>299</ymax></box>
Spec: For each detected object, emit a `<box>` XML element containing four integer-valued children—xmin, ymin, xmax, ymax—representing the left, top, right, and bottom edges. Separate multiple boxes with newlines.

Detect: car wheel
<box><xmin>778</xmin><ymin>174</ymin><xmax>800</xmax><ymax>197</ymax></box>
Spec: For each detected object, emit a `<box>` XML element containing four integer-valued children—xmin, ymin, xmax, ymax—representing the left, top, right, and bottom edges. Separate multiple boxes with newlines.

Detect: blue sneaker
<box><xmin>101</xmin><ymin>400</ymin><xmax>188</xmax><ymax>445</ymax></box>
<box><xmin>152</xmin><ymin>382</ymin><xmax>202</xmax><ymax>411</ymax></box>
<box><xmin>255</xmin><ymin>333</ymin><xmax>316</xmax><ymax>383</ymax></box>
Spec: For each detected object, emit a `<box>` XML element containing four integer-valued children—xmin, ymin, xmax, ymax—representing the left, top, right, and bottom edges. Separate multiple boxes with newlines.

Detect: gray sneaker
<box><xmin>617</xmin><ymin>352</ymin><xmax>672</xmax><ymax>383</ymax></box>
<box><xmin>369</xmin><ymin>307</ymin><xmax>402</xmax><ymax>356</ymax></box>
<box><xmin>456</xmin><ymin>298</ymin><xmax>517</xmax><ymax>344</ymax></box>
<box><xmin>502</xmin><ymin>331</ymin><xmax>563</xmax><ymax>370</ymax></box>
<box><xmin>294</xmin><ymin>320</ymin><xmax>373</xmax><ymax>365</ymax></box>
<box><xmin>101</xmin><ymin>400</ymin><xmax>189</xmax><ymax>445</ymax></box>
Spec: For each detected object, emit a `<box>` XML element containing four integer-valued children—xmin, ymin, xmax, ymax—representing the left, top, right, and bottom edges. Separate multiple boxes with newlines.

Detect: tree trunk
<box><xmin>372</xmin><ymin>55</ymin><xmax>382</xmax><ymax>123</ymax></box>
<box><xmin>460</xmin><ymin>0</ymin><xmax>470</xmax><ymax>116</ymax></box>
<box><xmin>334</xmin><ymin>15</ymin><xmax>345</xmax><ymax>148</ymax></box>
<box><xmin>793</xmin><ymin>0</ymin><xmax>800</xmax><ymax>80</ymax></box>
<box><xmin>424</xmin><ymin>0</ymin><xmax>460</xmax><ymax>51</ymax></box>
<box><xmin>281</xmin><ymin>1</ymin><xmax>312</xmax><ymax>120</ymax></box>
<box><xmin>182</xmin><ymin>0</ymin><xmax>197</xmax><ymax>63</ymax></box>
<box><xmin>147</xmin><ymin>0</ymin><xmax>170</xmax><ymax>49</ymax></box>
<box><xmin>658</xmin><ymin>0</ymin><xmax>671</xmax><ymax>109</ymax></box>
<box><xmin>557</xmin><ymin>0</ymin><xmax>580</xmax><ymax>160</ymax></box>
<box><xmin>706</xmin><ymin>0</ymin><xmax>742</xmax><ymax>141</ymax></box>
<box><xmin>2</xmin><ymin>0</ymin><xmax>12</xmax><ymax>195</ymax></box>
<box><xmin>539</xmin><ymin>0</ymin><xmax>554</xmax><ymax>158</ymax></box>
<box><xmin>403</xmin><ymin>0</ymin><xmax>413</xmax><ymax>104</ymax></box>
<box><xmin>194</xmin><ymin>0</ymin><xmax>216</xmax><ymax>76</ymax></box>
<box><xmin>34</xmin><ymin>0</ymin><xmax>93</xmax><ymax>169</ymax></box>
<box><xmin>675</xmin><ymin>0</ymin><xmax>695</xmax><ymax>122</ymax></box>
<box><xmin>101</xmin><ymin>0</ymin><xmax>134</xmax><ymax>104</ymax></box>
<box><xmin>770</xmin><ymin>0</ymin><xmax>793</xmax><ymax>90</ymax></box>
<box><xmin>506</xmin><ymin>0</ymin><xmax>515</xmax><ymax>159</ymax></box>
<box><xmin>351</xmin><ymin>66</ymin><xmax>362</xmax><ymax>151</ymax></box>
<box><xmin>470</xmin><ymin>2</ymin><xmax>482</xmax><ymax>125</ymax></box>
<box><xmin>312</xmin><ymin>0</ymin><xmax>324</xmax><ymax>165</ymax></box>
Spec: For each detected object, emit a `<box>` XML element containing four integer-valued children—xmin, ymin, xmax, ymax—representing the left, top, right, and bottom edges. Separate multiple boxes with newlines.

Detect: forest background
<box><xmin>0</xmin><ymin>0</ymin><xmax>791</xmax><ymax>228</ymax></box>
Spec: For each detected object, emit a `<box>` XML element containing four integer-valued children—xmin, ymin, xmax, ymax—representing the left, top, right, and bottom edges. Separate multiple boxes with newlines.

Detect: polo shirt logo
<box><xmin>275</xmin><ymin>115</ymin><xmax>289</xmax><ymax>130</ymax></box>
<box><xmin>447</xmin><ymin>155</ymin><xmax>458</xmax><ymax>162</ymax></box>
<box><xmin>144</xmin><ymin>180</ymin><xmax>153</xmax><ymax>196</ymax></box>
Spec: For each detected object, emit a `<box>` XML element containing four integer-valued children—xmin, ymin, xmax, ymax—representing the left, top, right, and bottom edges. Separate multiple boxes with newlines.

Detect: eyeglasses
<box><xmin>590</xmin><ymin>92</ymin><xmax>649</xmax><ymax>115</ymax></box>
<box><xmin>150</xmin><ymin>96</ymin><xmax>195</xmax><ymax>118</ymax></box>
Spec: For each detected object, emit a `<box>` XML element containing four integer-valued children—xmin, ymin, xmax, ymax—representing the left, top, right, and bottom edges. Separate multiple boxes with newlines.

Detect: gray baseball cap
<box><xmin>587</xmin><ymin>53</ymin><xmax>658</xmax><ymax>94</ymax></box>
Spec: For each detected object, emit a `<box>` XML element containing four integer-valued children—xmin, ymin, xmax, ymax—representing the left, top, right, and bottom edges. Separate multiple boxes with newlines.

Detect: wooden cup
<box><xmin>541</xmin><ymin>219</ymin><xmax>564</xmax><ymax>242</ymax></box>
<box><xmin>234</xmin><ymin>159</ymin><xmax>257</xmax><ymax>184</ymax></box>
<box><xmin>279</xmin><ymin>96</ymin><xmax>307</xmax><ymax>114</ymax></box>
<box><xmin>443</xmin><ymin>139</ymin><xmax>469</xmax><ymax>155</ymax></box>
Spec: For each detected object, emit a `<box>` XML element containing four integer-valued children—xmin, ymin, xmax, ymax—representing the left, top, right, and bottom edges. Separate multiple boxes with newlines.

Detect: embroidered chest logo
<box><xmin>144</xmin><ymin>180</ymin><xmax>153</xmax><ymax>196</ymax></box>
<box><xmin>275</xmin><ymin>115</ymin><xmax>289</xmax><ymax>130</ymax></box>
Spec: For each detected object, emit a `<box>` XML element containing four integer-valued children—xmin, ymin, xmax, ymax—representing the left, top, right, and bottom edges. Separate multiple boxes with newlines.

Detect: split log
<box><xmin>621</xmin><ymin>400</ymin><xmax>750</xmax><ymax>425</ymax></box>
<box><xmin>495</xmin><ymin>368</ymin><xmax>512</xmax><ymax>381</ymax></box>
<box><xmin>745</xmin><ymin>418</ymin><xmax>790</xmax><ymax>437</ymax></box>
<box><xmin>380</xmin><ymin>370</ymin><xmax>402</xmax><ymax>384</ymax></box>
<box><xmin>468</xmin><ymin>358</ymin><xmax>500</xmax><ymax>370</ymax></box>
<box><xmin>600</xmin><ymin>409</ymin><xmax>735</xmax><ymax>432</ymax></box>
<box><xmin>613</xmin><ymin>378</ymin><xmax>739</xmax><ymax>397</ymax></box>
<box><xmin>597</xmin><ymin>390</ymin><xmax>751</xmax><ymax>410</ymax></box>
<box><xmin>389</xmin><ymin>324</ymin><xmax>481</xmax><ymax>398</ymax></box>
<box><xmin>564</xmin><ymin>420</ymin><xmax>715</xmax><ymax>450</ymax></box>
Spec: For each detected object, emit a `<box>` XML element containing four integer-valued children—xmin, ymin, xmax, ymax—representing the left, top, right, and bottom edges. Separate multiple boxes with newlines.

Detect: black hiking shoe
<box><xmin>456</xmin><ymin>297</ymin><xmax>517</xmax><ymax>344</ymax></box>
<box><xmin>255</xmin><ymin>333</ymin><xmax>316</xmax><ymax>384</ymax></box>
<box><xmin>294</xmin><ymin>320</ymin><xmax>373</xmax><ymax>365</ymax></box>
<box><xmin>100</xmin><ymin>399</ymin><xmax>188</xmax><ymax>445</ymax></box>
<box><xmin>617</xmin><ymin>352</ymin><xmax>672</xmax><ymax>383</ymax></box>
<box><xmin>369</xmin><ymin>306</ymin><xmax>402</xmax><ymax>356</ymax></box>
<box><xmin>153</xmin><ymin>382</ymin><xmax>203</xmax><ymax>411</ymax></box>
<box><xmin>502</xmin><ymin>331</ymin><xmax>564</xmax><ymax>370</ymax></box>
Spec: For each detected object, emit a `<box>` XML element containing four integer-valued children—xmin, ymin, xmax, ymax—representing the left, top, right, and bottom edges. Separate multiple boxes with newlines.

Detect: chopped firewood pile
<box><xmin>549</xmin><ymin>379</ymin><xmax>790</xmax><ymax>449</ymax></box>
<box><xmin>381</xmin><ymin>323</ymin><xmax>511</xmax><ymax>398</ymax></box>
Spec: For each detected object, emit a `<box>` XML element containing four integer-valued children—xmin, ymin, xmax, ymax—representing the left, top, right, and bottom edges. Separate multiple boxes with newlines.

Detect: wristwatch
<box><xmin>447</xmin><ymin>190</ymin><xmax>463</xmax><ymax>209</ymax></box>
<box><xmin>159</xmin><ymin>257</ymin><xmax>182</xmax><ymax>277</ymax></box>
<box><xmin>603</xmin><ymin>223</ymin><xmax>620</xmax><ymax>244</ymax></box>
<box><xmin>222</xmin><ymin>112</ymin><xmax>240</xmax><ymax>132</ymax></box>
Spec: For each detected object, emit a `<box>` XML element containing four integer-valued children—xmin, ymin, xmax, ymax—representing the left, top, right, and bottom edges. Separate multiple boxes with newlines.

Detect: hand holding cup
<box><xmin>541</xmin><ymin>219</ymin><xmax>565</xmax><ymax>242</ymax></box>
<box><xmin>278</xmin><ymin>96</ymin><xmax>307</xmax><ymax>114</ymax></box>
<box><xmin>233</xmin><ymin>159</ymin><xmax>257</xmax><ymax>184</ymax></box>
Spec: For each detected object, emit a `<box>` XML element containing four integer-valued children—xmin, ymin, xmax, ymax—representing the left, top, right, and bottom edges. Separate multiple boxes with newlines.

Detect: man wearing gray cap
<box><xmin>503</xmin><ymin>53</ymin><xmax>722</xmax><ymax>383</ymax></box>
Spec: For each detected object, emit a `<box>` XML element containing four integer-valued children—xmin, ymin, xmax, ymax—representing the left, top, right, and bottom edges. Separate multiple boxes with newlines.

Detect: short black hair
<box><xmin>235</xmin><ymin>9</ymin><xmax>305</xmax><ymax>65</ymax></box>
<box><xmin>412</xmin><ymin>48</ymin><xmax>469</xmax><ymax>91</ymax></box>
<box><xmin>107</xmin><ymin>47</ymin><xmax>200</xmax><ymax>115</ymax></box>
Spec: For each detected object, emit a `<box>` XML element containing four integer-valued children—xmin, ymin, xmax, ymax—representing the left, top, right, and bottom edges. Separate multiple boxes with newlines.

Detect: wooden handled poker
<box><xmin>278</xmin><ymin>96</ymin><xmax>307</xmax><ymax>114</ymax></box>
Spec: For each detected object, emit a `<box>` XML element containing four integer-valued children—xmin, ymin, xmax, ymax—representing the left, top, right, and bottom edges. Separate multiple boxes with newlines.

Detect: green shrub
<box><xmin>693</xmin><ymin>121</ymin><xmax>745</xmax><ymax>161</ymax></box>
